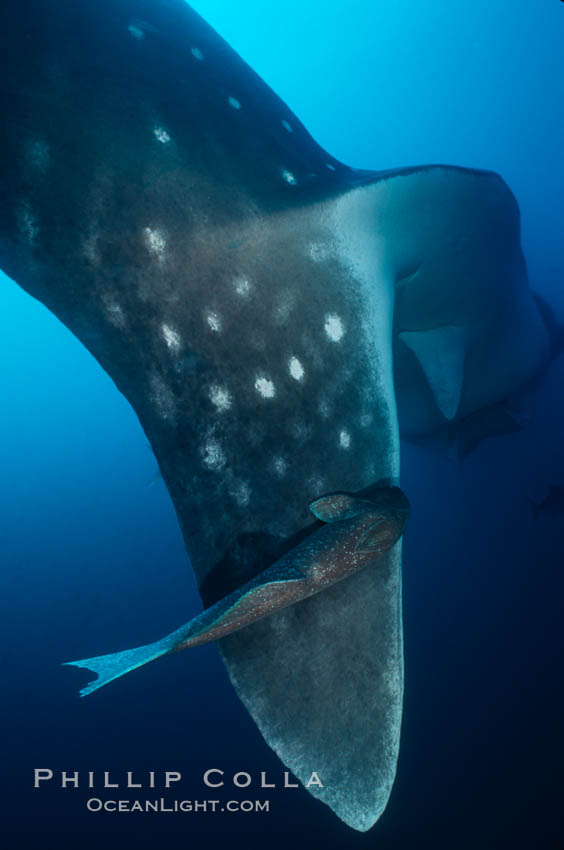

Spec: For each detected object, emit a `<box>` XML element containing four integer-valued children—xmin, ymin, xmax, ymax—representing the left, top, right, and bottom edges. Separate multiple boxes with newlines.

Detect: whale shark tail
<box><xmin>63</xmin><ymin>636</ymin><xmax>177</xmax><ymax>697</ymax></box>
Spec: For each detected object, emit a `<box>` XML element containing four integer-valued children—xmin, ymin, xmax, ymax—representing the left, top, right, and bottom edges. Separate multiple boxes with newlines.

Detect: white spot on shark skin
<box><xmin>290</xmin><ymin>420</ymin><xmax>312</xmax><ymax>443</ymax></box>
<box><xmin>191</xmin><ymin>47</ymin><xmax>204</xmax><ymax>61</ymax></box>
<box><xmin>281</xmin><ymin>120</ymin><xmax>293</xmax><ymax>133</ymax></box>
<box><xmin>228</xmin><ymin>96</ymin><xmax>241</xmax><ymax>110</ymax></box>
<box><xmin>26</xmin><ymin>139</ymin><xmax>50</xmax><ymax>173</ymax></box>
<box><xmin>318</xmin><ymin>399</ymin><xmax>331</xmax><ymax>419</ymax></box>
<box><xmin>161</xmin><ymin>323</ymin><xmax>181</xmax><ymax>352</ymax></box>
<box><xmin>128</xmin><ymin>24</ymin><xmax>145</xmax><ymax>40</ymax></box>
<box><xmin>306</xmin><ymin>475</ymin><xmax>326</xmax><ymax>496</ymax></box>
<box><xmin>289</xmin><ymin>356</ymin><xmax>305</xmax><ymax>381</ymax></box>
<box><xmin>201</xmin><ymin>438</ymin><xmax>226</xmax><ymax>470</ymax></box>
<box><xmin>129</xmin><ymin>18</ymin><xmax>157</xmax><ymax>37</ymax></box>
<box><xmin>360</xmin><ymin>412</ymin><xmax>373</xmax><ymax>428</ymax></box>
<box><xmin>339</xmin><ymin>429</ymin><xmax>352</xmax><ymax>449</ymax></box>
<box><xmin>154</xmin><ymin>126</ymin><xmax>171</xmax><ymax>144</ymax></box>
<box><xmin>205</xmin><ymin>311</ymin><xmax>222</xmax><ymax>332</ymax></box>
<box><xmin>255</xmin><ymin>376</ymin><xmax>276</xmax><ymax>398</ymax></box>
<box><xmin>18</xmin><ymin>203</ymin><xmax>38</xmax><ymax>245</ymax></box>
<box><xmin>143</xmin><ymin>227</ymin><xmax>166</xmax><ymax>261</ymax></box>
<box><xmin>102</xmin><ymin>294</ymin><xmax>126</xmax><ymax>329</ymax></box>
<box><xmin>273</xmin><ymin>291</ymin><xmax>295</xmax><ymax>325</ymax></box>
<box><xmin>83</xmin><ymin>233</ymin><xmax>100</xmax><ymax>266</ymax></box>
<box><xmin>234</xmin><ymin>276</ymin><xmax>251</xmax><ymax>297</ymax></box>
<box><xmin>209</xmin><ymin>384</ymin><xmax>232</xmax><ymax>412</ymax></box>
<box><xmin>272</xmin><ymin>456</ymin><xmax>288</xmax><ymax>477</ymax></box>
<box><xmin>326</xmin><ymin>163</ymin><xmax>336</xmax><ymax>171</ymax></box>
<box><xmin>324</xmin><ymin>313</ymin><xmax>345</xmax><ymax>342</ymax></box>
<box><xmin>231</xmin><ymin>481</ymin><xmax>251</xmax><ymax>507</ymax></box>
<box><xmin>149</xmin><ymin>373</ymin><xmax>176</xmax><ymax>422</ymax></box>
<box><xmin>281</xmin><ymin>169</ymin><xmax>297</xmax><ymax>185</ymax></box>
<box><xmin>308</xmin><ymin>242</ymin><xmax>329</xmax><ymax>263</ymax></box>
<box><xmin>107</xmin><ymin>303</ymin><xmax>126</xmax><ymax>329</ymax></box>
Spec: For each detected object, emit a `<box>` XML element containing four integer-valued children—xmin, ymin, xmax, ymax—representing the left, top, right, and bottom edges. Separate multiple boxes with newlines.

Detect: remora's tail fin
<box><xmin>63</xmin><ymin>636</ymin><xmax>177</xmax><ymax>697</ymax></box>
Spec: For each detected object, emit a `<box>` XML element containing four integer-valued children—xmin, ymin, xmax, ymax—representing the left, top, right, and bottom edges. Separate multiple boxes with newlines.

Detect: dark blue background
<box><xmin>1</xmin><ymin>1</ymin><xmax>563</xmax><ymax>847</ymax></box>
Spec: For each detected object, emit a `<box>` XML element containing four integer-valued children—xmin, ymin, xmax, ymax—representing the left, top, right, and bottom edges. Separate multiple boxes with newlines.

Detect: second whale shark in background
<box><xmin>0</xmin><ymin>0</ymin><xmax>557</xmax><ymax>832</ymax></box>
<box><xmin>401</xmin><ymin>292</ymin><xmax>564</xmax><ymax>460</ymax></box>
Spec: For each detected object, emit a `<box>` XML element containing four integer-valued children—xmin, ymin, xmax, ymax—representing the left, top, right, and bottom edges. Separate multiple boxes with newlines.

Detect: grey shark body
<box><xmin>0</xmin><ymin>0</ymin><xmax>551</xmax><ymax>832</ymax></box>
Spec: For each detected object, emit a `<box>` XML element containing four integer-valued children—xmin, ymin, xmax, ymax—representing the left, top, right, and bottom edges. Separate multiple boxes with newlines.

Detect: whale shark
<box><xmin>0</xmin><ymin>0</ymin><xmax>551</xmax><ymax>833</ymax></box>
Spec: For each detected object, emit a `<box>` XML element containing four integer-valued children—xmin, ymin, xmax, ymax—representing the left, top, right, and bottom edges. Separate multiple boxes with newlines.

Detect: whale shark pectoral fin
<box><xmin>309</xmin><ymin>492</ymin><xmax>368</xmax><ymax>523</ymax></box>
<box><xmin>399</xmin><ymin>325</ymin><xmax>467</xmax><ymax>421</ymax></box>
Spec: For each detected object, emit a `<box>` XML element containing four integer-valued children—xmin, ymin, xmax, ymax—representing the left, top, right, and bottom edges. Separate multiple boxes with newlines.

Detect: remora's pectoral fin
<box><xmin>400</xmin><ymin>325</ymin><xmax>467</xmax><ymax>420</ymax></box>
<box><xmin>309</xmin><ymin>492</ymin><xmax>369</xmax><ymax>522</ymax></box>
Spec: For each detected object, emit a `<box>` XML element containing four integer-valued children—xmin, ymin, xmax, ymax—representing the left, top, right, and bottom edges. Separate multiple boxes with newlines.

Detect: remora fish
<box><xmin>65</xmin><ymin>486</ymin><xmax>409</xmax><ymax>696</ymax></box>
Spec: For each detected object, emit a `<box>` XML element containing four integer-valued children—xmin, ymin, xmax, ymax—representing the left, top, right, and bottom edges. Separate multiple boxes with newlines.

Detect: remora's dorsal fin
<box><xmin>400</xmin><ymin>325</ymin><xmax>467</xmax><ymax>420</ymax></box>
<box><xmin>309</xmin><ymin>492</ymin><xmax>368</xmax><ymax>522</ymax></box>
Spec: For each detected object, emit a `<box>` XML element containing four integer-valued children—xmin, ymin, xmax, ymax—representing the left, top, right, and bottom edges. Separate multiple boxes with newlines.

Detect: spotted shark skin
<box><xmin>0</xmin><ymin>0</ymin><xmax>550</xmax><ymax>832</ymax></box>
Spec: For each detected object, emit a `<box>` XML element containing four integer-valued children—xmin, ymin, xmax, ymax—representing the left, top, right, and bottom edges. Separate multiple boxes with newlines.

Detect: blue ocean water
<box><xmin>1</xmin><ymin>1</ymin><xmax>563</xmax><ymax>847</ymax></box>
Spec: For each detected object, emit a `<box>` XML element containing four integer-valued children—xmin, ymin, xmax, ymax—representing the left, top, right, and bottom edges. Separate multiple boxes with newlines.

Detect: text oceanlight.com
<box><xmin>86</xmin><ymin>798</ymin><xmax>270</xmax><ymax>813</ymax></box>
